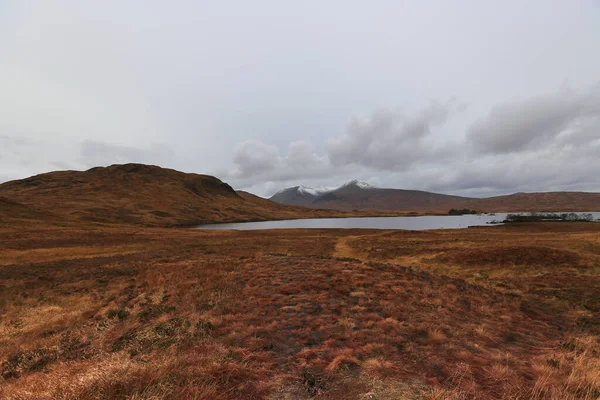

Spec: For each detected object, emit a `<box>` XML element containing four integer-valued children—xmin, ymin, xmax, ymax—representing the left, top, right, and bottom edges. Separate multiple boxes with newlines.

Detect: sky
<box><xmin>1</xmin><ymin>1</ymin><xmax>599</xmax><ymax>197</ymax></box>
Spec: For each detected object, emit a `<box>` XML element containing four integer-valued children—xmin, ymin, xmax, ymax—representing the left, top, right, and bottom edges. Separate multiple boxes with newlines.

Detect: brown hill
<box><xmin>464</xmin><ymin>191</ymin><xmax>600</xmax><ymax>212</ymax></box>
<box><xmin>0</xmin><ymin>164</ymin><xmax>347</xmax><ymax>227</ymax></box>
<box><xmin>312</xmin><ymin>187</ymin><xmax>470</xmax><ymax>211</ymax></box>
<box><xmin>0</xmin><ymin>197</ymin><xmax>53</xmax><ymax>224</ymax></box>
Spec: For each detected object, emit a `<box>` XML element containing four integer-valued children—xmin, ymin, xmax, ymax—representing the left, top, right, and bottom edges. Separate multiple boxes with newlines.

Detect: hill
<box><xmin>463</xmin><ymin>191</ymin><xmax>600</xmax><ymax>212</ymax></box>
<box><xmin>270</xmin><ymin>181</ymin><xmax>600</xmax><ymax>212</ymax></box>
<box><xmin>0</xmin><ymin>164</ymin><xmax>346</xmax><ymax>227</ymax></box>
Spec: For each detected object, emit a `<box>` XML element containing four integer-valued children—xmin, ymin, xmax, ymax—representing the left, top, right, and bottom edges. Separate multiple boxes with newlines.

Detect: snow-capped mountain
<box><xmin>269</xmin><ymin>180</ymin><xmax>378</xmax><ymax>207</ymax></box>
<box><xmin>269</xmin><ymin>184</ymin><xmax>334</xmax><ymax>207</ymax></box>
<box><xmin>337</xmin><ymin>180</ymin><xmax>378</xmax><ymax>190</ymax></box>
<box><xmin>269</xmin><ymin>180</ymin><xmax>471</xmax><ymax>211</ymax></box>
<box><xmin>295</xmin><ymin>185</ymin><xmax>335</xmax><ymax>197</ymax></box>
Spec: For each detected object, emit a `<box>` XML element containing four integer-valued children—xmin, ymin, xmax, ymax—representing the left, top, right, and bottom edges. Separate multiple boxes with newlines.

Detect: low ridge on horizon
<box><xmin>269</xmin><ymin>178</ymin><xmax>600</xmax><ymax>212</ymax></box>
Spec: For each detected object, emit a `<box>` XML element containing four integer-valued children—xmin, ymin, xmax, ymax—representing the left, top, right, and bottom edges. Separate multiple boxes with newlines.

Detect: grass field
<box><xmin>1</xmin><ymin>222</ymin><xmax>600</xmax><ymax>399</ymax></box>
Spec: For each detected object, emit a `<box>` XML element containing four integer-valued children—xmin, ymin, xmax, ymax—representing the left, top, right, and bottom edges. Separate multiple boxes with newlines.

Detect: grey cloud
<box><xmin>0</xmin><ymin>135</ymin><xmax>80</xmax><ymax>183</ymax></box>
<box><xmin>225</xmin><ymin>100</ymin><xmax>462</xmax><ymax>194</ymax></box>
<box><xmin>79</xmin><ymin>140</ymin><xmax>174</xmax><ymax>168</ymax></box>
<box><xmin>0</xmin><ymin>135</ymin><xmax>29</xmax><ymax>146</ymax></box>
<box><xmin>231</xmin><ymin>140</ymin><xmax>279</xmax><ymax>178</ymax></box>
<box><xmin>228</xmin><ymin>139</ymin><xmax>331</xmax><ymax>184</ymax></box>
<box><xmin>402</xmin><ymin>143</ymin><xmax>600</xmax><ymax>197</ymax></box>
<box><xmin>467</xmin><ymin>85</ymin><xmax>600</xmax><ymax>154</ymax></box>
<box><xmin>286</xmin><ymin>141</ymin><xmax>319</xmax><ymax>168</ymax></box>
<box><xmin>327</xmin><ymin>100</ymin><xmax>457</xmax><ymax>171</ymax></box>
<box><xmin>0</xmin><ymin>135</ymin><xmax>31</xmax><ymax>157</ymax></box>
<box><xmin>50</xmin><ymin>161</ymin><xmax>76</xmax><ymax>171</ymax></box>
<box><xmin>0</xmin><ymin>136</ymin><xmax>177</xmax><ymax>184</ymax></box>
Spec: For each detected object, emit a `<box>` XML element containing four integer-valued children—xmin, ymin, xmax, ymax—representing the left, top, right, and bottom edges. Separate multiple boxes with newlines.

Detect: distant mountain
<box><xmin>270</xmin><ymin>181</ymin><xmax>600</xmax><ymax>212</ymax></box>
<box><xmin>269</xmin><ymin>180</ymin><xmax>380</xmax><ymax>207</ymax></box>
<box><xmin>269</xmin><ymin>185</ymin><xmax>334</xmax><ymax>207</ymax></box>
<box><xmin>270</xmin><ymin>180</ymin><xmax>468</xmax><ymax>211</ymax></box>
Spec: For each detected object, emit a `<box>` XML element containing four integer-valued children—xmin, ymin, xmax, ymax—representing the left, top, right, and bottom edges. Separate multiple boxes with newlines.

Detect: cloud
<box><xmin>0</xmin><ymin>135</ymin><xmax>80</xmax><ymax>183</ymax></box>
<box><xmin>467</xmin><ymin>84</ymin><xmax>600</xmax><ymax>154</ymax></box>
<box><xmin>229</xmin><ymin>83</ymin><xmax>600</xmax><ymax>197</ymax></box>
<box><xmin>0</xmin><ymin>137</ymin><xmax>177</xmax><ymax>184</ymax></box>
<box><xmin>228</xmin><ymin>139</ymin><xmax>330</xmax><ymax>184</ymax></box>
<box><xmin>380</xmin><ymin>135</ymin><xmax>600</xmax><ymax>197</ymax></box>
<box><xmin>79</xmin><ymin>140</ymin><xmax>175</xmax><ymax>168</ymax></box>
<box><xmin>327</xmin><ymin>100</ymin><xmax>458</xmax><ymax>170</ymax></box>
<box><xmin>231</xmin><ymin>140</ymin><xmax>280</xmax><ymax>178</ymax></box>
<box><xmin>225</xmin><ymin>100</ymin><xmax>462</xmax><ymax>194</ymax></box>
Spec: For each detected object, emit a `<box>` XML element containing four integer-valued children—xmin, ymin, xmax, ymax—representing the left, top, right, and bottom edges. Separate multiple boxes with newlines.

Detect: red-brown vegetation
<box><xmin>1</xmin><ymin>223</ymin><xmax>599</xmax><ymax>399</ymax></box>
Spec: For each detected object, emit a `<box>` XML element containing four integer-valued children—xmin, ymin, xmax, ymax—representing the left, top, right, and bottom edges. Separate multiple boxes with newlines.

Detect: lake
<box><xmin>195</xmin><ymin>212</ymin><xmax>600</xmax><ymax>231</ymax></box>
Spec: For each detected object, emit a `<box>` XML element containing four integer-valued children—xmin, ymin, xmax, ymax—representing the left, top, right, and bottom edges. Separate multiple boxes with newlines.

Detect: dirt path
<box><xmin>333</xmin><ymin>233</ymin><xmax>381</xmax><ymax>260</ymax></box>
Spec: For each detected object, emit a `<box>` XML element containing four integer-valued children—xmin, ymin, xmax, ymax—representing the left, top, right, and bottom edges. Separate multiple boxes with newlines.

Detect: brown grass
<box><xmin>1</xmin><ymin>222</ymin><xmax>600</xmax><ymax>399</ymax></box>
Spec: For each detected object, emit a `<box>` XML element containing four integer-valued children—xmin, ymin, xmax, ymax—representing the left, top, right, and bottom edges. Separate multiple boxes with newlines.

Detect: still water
<box><xmin>195</xmin><ymin>212</ymin><xmax>599</xmax><ymax>231</ymax></box>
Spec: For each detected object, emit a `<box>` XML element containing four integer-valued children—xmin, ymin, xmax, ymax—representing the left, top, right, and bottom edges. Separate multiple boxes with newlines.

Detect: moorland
<box><xmin>1</xmin><ymin>164</ymin><xmax>599</xmax><ymax>399</ymax></box>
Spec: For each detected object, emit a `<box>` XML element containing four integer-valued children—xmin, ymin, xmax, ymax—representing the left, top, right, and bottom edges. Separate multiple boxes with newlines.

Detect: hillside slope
<box><xmin>312</xmin><ymin>181</ymin><xmax>470</xmax><ymax>211</ymax></box>
<box><xmin>0</xmin><ymin>164</ymin><xmax>343</xmax><ymax>226</ymax></box>
<box><xmin>464</xmin><ymin>191</ymin><xmax>600</xmax><ymax>212</ymax></box>
<box><xmin>0</xmin><ymin>197</ymin><xmax>54</xmax><ymax>224</ymax></box>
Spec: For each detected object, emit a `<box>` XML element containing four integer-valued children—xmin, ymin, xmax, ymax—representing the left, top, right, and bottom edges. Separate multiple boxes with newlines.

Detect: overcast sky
<box><xmin>1</xmin><ymin>1</ymin><xmax>599</xmax><ymax>197</ymax></box>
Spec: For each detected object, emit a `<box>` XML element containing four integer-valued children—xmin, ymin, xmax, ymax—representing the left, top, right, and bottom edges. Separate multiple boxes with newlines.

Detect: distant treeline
<box><xmin>504</xmin><ymin>212</ymin><xmax>595</xmax><ymax>223</ymax></box>
<box><xmin>448</xmin><ymin>208</ymin><xmax>478</xmax><ymax>215</ymax></box>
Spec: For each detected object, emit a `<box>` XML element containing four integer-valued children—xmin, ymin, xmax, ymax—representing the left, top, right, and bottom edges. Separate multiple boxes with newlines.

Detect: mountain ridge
<box><xmin>269</xmin><ymin>181</ymin><xmax>600</xmax><ymax>212</ymax></box>
<box><xmin>270</xmin><ymin>180</ymin><xmax>379</xmax><ymax>207</ymax></box>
